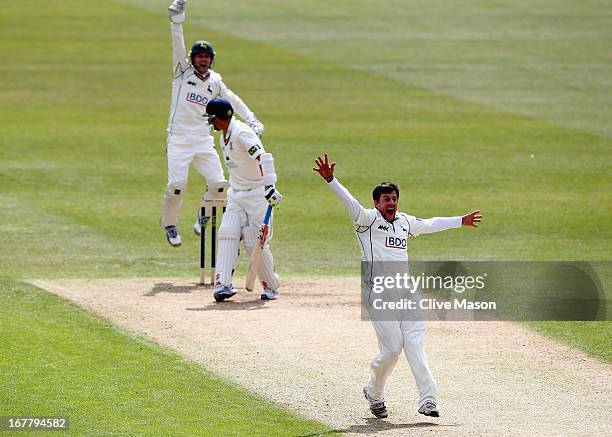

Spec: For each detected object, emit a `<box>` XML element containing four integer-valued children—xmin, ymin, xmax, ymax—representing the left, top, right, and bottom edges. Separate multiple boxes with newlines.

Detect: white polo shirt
<box><xmin>328</xmin><ymin>178</ymin><xmax>462</xmax><ymax>263</ymax></box>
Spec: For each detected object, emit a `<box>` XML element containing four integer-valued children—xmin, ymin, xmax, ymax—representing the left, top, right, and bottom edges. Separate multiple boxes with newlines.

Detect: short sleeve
<box><xmin>237</xmin><ymin>130</ymin><xmax>264</xmax><ymax>160</ymax></box>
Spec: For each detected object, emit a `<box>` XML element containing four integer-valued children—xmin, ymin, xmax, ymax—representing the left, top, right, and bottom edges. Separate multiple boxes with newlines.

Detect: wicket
<box><xmin>199</xmin><ymin>182</ymin><xmax>229</xmax><ymax>285</ymax></box>
<box><xmin>199</xmin><ymin>203</ymin><xmax>226</xmax><ymax>285</ymax></box>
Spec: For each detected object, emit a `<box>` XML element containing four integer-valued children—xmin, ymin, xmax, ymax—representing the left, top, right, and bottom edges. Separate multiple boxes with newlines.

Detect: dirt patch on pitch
<box><xmin>33</xmin><ymin>277</ymin><xmax>611</xmax><ymax>436</ymax></box>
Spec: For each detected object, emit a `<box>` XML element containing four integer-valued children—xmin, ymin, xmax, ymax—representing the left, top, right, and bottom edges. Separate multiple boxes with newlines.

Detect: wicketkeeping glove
<box><xmin>264</xmin><ymin>185</ymin><xmax>282</xmax><ymax>208</ymax></box>
<box><xmin>168</xmin><ymin>0</ymin><xmax>186</xmax><ymax>23</ymax></box>
<box><xmin>248</xmin><ymin>116</ymin><xmax>265</xmax><ymax>138</ymax></box>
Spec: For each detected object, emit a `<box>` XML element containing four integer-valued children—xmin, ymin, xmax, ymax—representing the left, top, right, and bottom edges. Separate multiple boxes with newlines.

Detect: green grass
<box><xmin>0</xmin><ymin>0</ymin><xmax>610</xmax><ymax>433</ymax></box>
<box><xmin>133</xmin><ymin>0</ymin><xmax>612</xmax><ymax>139</ymax></box>
<box><xmin>0</xmin><ymin>279</ymin><xmax>333</xmax><ymax>436</ymax></box>
<box><xmin>525</xmin><ymin>321</ymin><xmax>611</xmax><ymax>362</ymax></box>
<box><xmin>1</xmin><ymin>2</ymin><xmax>610</xmax><ymax>278</ymax></box>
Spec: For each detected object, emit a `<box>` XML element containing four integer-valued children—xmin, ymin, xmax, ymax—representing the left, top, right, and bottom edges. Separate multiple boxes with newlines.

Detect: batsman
<box><xmin>205</xmin><ymin>98</ymin><xmax>282</xmax><ymax>302</ymax></box>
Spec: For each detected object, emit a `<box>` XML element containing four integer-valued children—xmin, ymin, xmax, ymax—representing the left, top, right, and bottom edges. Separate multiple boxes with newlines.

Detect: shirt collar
<box><xmin>224</xmin><ymin>118</ymin><xmax>235</xmax><ymax>144</ymax></box>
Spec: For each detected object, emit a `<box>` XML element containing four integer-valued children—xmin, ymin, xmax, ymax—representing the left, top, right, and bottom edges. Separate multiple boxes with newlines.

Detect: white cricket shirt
<box><xmin>167</xmin><ymin>23</ymin><xmax>254</xmax><ymax>135</ymax></box>
<box><xmin>328</xmin><ymin>178</ymin><xmax>462</xmax><ymax>263</ymax></box>
<box><xmin>220</xmin><ymin>118</ymin><xmax>266</xmax><ymax>190</ymax></box>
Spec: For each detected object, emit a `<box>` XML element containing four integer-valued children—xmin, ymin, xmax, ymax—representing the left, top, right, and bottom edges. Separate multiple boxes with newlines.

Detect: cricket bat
<box><xmin>245</xmin><ymin>204</ymin><xmax>273</xmax><ymax>291</ymax></box>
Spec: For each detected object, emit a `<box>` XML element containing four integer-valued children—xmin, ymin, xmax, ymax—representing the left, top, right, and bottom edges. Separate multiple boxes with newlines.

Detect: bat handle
<box><xmin>263</xmin><ymin>204</ymin><xmax>273</xmax><ymax>225</ymax></box>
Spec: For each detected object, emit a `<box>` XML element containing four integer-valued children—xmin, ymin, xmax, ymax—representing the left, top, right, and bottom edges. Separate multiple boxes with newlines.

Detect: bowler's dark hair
<box><xmin>372</xmin><ymin>182</ymin><xmax>400</xmax><ymax>201</ymax></box>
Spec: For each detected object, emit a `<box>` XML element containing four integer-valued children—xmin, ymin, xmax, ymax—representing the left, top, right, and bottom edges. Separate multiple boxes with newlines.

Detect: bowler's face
<box><xmin>374</xmin><ymin>192</ymin><xmax>398</xmax><ymax>222</ymax></box>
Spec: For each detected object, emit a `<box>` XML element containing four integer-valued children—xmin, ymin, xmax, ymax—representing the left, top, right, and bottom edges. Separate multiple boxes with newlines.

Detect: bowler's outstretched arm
<box><xmin>314</xmin><ymin>154</ymin><xmax>364</xmax><ymax>222</ymax></box>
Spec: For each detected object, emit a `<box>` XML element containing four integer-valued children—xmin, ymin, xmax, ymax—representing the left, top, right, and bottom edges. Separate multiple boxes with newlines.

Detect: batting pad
<box><xmin>216</xmin><ymin>237</ymin><xmax>240</xmax><ymax>287</ymax></box>
<box><xmin>258</xmin><ymin>247</ymin><xmax>280</xmax><ymax>291</ymax></box>
<box><xmin>243</xmin><ymin>226</ymin><xmax>279</xmax><ymax>290</ymax></box>
<box><xmin>218</xmin><ymin>209</ymin><xmax>242</xmax><ymax>239</ymax></box>
<box><xmin>242</xmin><ymin>226</ymin><xmax>259</xmax><ymax>255</ymax></box>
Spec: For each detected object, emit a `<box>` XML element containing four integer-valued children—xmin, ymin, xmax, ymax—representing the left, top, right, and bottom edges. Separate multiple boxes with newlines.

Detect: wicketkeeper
<box><xmin>161</xmin><ymin>0</ymin><xmax>265</xmax><ymax>247</ymax></box>
<box><xmin>314</xmin><ymin>153</ymin><xmax>482</xmax><ymax>419</ymax></box>
<box><xmin>206</xmin><ymin>98</ymin><xmax>282</xmax><ymax>302</ymax></box>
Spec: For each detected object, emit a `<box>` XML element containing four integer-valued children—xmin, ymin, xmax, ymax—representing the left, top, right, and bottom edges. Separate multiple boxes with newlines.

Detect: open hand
<box><xmin>313</xmin><ymin>153</ymin><xmax>336</xmax><ymax>183</ymax></box>
<box><xmin>462</xmin><ymin>210</ymin><xmax>482</xmax><ymax>227</ymax></box>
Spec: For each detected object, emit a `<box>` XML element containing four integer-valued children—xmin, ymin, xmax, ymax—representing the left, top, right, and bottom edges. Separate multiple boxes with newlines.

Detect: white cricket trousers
<box><xmin>366</xmin><ymin>319</ymin><xmax>437</xmax><ymax>406</ymax></box>
<box><xmin>166</xmin><ymin>133</ymin><xmax>224</xmax><ymax>185</ymax></box>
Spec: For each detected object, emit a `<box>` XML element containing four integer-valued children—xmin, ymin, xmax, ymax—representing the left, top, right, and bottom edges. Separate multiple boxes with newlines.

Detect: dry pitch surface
<box><xmin>33</xmin><ymin>277</ymin><xmax>611</xmax><ymax>436</ymax></box>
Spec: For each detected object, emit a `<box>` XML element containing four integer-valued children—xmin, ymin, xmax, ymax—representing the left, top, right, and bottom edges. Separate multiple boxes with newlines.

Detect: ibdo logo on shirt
<box><xmin>385</xmin><ymin>236</ymin><xmax>406</xmax><ymax>249</ymax></box>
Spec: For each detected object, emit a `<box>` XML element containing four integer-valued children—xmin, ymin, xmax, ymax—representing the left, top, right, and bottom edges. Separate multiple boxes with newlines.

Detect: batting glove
<box><xmin>248</xmin><ymin>116</ymin><xmax>265</xmax><ymax>138</ymax></box>
<box><xmin>168</xmin><ymin>0</ymin><xmax>186</xmax><ymax>23</ymax></box>
<box><xmin>264</xmin><ymin>185</ymin><xmax>282</xmax><ymax>208</ymax></box>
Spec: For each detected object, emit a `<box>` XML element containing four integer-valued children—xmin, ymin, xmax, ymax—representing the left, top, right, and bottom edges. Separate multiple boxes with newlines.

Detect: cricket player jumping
<box><xmin>205</xmin><ymin>98</ymin><xmax>282</xmax><ymax>302</ymax></box>
<box><xmin>313</xmin><ymin>154</ymin><xmax>482</xmax><ymax>419</ymax></box>
<box><xmin>162</xmin><ymin>0</ymin><xmax>264</xmax><ymax>247</ymax></box>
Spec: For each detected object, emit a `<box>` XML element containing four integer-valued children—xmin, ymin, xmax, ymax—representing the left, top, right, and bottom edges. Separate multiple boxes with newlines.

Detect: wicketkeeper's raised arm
<box><xmin>168</xmin><ymin>0</ymin><xmax>189</xmax><ymax>74</ymax></box>
<box><xmin>313</xmin><ymin>154</ymin><xmax>366</xmax><ymax>222</ymax></box>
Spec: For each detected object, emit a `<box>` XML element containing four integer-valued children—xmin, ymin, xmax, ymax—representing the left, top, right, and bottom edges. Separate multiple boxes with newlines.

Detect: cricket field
<box><xmin>1</xmin><ymin>1</ymin><xmax>610</xmax><ymax>435</ymax></box>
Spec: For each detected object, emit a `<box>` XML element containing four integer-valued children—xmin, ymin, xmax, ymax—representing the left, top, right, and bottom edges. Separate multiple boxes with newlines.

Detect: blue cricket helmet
<box><xmin>206</xmin><ymin>98</ymin><xmax>234</xmax><ymax>121</ymax></box>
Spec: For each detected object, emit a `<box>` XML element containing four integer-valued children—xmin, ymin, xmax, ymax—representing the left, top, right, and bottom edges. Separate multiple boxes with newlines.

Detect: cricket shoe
<box><xmin>363</xmin><ymin>387</ymin><xmax>388</xmax><ymax>419</ymax></box>
<box><xmin>165</xmin><ymin>226</ymin><xmax>182</xmax><ymax>247</ymax></box>
<box><xmin>418</xmin><ymin>400</ymin><xmax>439</xmax><ymax>417</ymax></box>
<box><xmin>260</xmin><ymin>288</ymin><xmax>278</xmax><ymax>301</ymax></box>
<box><xmin>214</xmin><ymin>285</ymin><xmax>237</xmax><ymax>302</ymax></box>
<box><xmin>193</xmin><ymin>214</ymin><xmax>210</xmax><ymax>235</ymax></box>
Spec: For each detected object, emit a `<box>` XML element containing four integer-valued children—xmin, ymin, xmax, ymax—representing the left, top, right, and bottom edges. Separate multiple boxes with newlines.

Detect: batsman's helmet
<box><xmin>206</xmin><ymin>98</ymin><xmax>234</xmax><ymax>122</ymax></box>
<box><xmin>189</xmin><ymin>40</ymin><xmax>215</xmax><ymax>64</ymax></box>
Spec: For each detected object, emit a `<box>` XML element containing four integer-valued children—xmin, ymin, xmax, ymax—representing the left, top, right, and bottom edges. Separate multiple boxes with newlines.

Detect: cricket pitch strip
<box><xmin>33</xmin><ymin>277</ymin><xmax>611</xmax><ymax>436</ymax></box>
